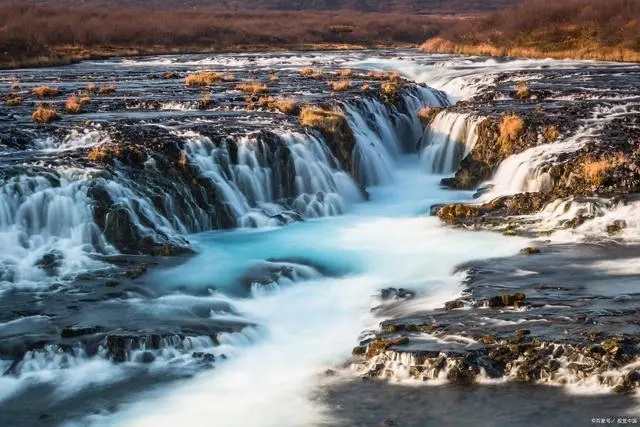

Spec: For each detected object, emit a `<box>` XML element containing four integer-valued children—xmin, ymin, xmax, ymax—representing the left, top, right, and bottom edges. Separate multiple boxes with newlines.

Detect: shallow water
<box><xmin>79</xmin><ymin>158</ymin><xmax>526</xmax><ymax>427</ymax></box>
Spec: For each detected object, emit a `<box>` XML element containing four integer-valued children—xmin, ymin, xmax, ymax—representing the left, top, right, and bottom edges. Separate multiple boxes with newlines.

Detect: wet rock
<box><xmin>444</xmin><ymin>300</ymin><xmax>464</xmax><ymax>310</ymax></box>
<box><xmin>60</xmin><ymin>325</ymin><xmax>102</xmax><ymax>338</ymax></box>
<box><xmin>607</xmin><ymin>220</ymin><xmax>627</xmax><ymax>235</ymax></box>
<box><xmin>126</xmin><ymin>263</ymin><xmax>149</xmax><ymax>279</ymax></box>
<box><xmin>106</xmin><ymin>335</ymin><xmax>129</xmax><ymax>363</ymax></box>
<box><xmin>352</xmin><ymin>345</ymin><xmax>367</xmax><ymax>356</ymax></box>
<box><xmin>192</xmin><ymin>352</ymin><xmax>216</xmax><ymax>363</ymax></box>
<box><xmin>521</xmin><ymin>247</ymin><xmax>541</xmax><ymax>255</ymax></box>
<box><xmin>137</xmin><ymin>351</ymin><xmax>156</xmax><ymax>364</ymax></box>
<box><xmin>35</xmin><ymin>250</ymin><xmax>64</xmax><ymax>276</ymax></box>
<box><xmin>446</xmin><ymin>360</ymin><xmax>479</xmax><ymax>385</ymax></box>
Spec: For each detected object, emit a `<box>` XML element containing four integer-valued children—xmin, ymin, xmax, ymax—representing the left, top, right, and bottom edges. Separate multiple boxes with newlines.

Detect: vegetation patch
<box><xmin>583</xmin><ymin>154</ymin><xmax>627</xmax><ymax>186</ymax></box>
<box><xmin>33</xmin><ymin>86</ymin><xmax>60</xmax><ymax>98</ymax></box>
<box><xmin>5</xmin><ymin>94</ymin><xmax>22</xmax><ymax>106</ymax></box>
<box><xmin>498</xmin><ymin>114</ymin><xmax>524</xmax><ymax>155</ymax></box>
<box><xmin>65</xmin><ymin>95</ymin><xmax>83</xmax><ymax>114</ymax></box>
<box><xmin>32</xmin><ymin>104</ymin><xmax>59</xmax><ymax>123</ymax></box>
<box><xmin>235</xmin><ymin>82</ymin><xmax>268</xmax><ymax>94</ymax></box>
<box><xmin>328</xmin><ymin>80</ymin><xmax>353</xmax><ymax>92</ymax></box>
<box><xmin>185</xmin><ymin>71</ymin><xmax>222</xmax><ymax>87</ymax></box>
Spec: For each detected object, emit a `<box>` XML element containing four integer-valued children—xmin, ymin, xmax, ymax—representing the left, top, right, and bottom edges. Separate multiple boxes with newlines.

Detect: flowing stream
<box><xmin>1</xmin><ymin>50</ymin><xmax>638</xmax><ymax>426</ymax></box>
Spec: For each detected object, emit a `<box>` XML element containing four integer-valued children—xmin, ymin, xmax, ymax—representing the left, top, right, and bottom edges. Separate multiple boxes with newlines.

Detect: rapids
<box><xmin>0</xmin><ymin>50</ymin><xmax>639</xmax><ymax>426</ymax></box>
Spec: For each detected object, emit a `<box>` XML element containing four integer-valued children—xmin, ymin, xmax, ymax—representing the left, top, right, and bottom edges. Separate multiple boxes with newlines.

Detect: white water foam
<box><xmin>83</xmin><ymin>159</ymin><xmax>526</xmax><ymax>427</ymax></box>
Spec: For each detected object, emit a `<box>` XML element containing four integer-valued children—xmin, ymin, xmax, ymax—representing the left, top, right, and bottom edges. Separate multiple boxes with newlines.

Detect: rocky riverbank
<box><xmin>343</xmin><ymin>57</ymin><xmax>640</xmax><ymax>400</ymax></box>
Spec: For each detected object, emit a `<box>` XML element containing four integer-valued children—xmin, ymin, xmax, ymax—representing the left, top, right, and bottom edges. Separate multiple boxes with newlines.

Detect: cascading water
<box><xmin>343</xmin><ymin>87</ymin><xmax>446</xmax><ymax>186</ymax></box>
<box><xmin>0</xmin><ymin>169</ymin><xmax>111</xmax><ymax>287</ymax></box>
<box><xmin>477</xmin><ymin>104</ymin><xmax>634</xmax><ymax>201</ymax></box>
<box><xmin>419</xmin><ymin>111</ymin><xmax>481</xmax><ymax>174</ymax></box>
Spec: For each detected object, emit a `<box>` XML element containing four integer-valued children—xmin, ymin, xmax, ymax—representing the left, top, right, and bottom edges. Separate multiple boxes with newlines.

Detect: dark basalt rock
<box><xmin>35</xmin><ymin>250</ymin><xmax>64</xmax><ymax>276</ymax></box>
<box><xmin>60</xmin><ymin>325</ymin><xmax>102</xmax><ymax>338</ymax></box>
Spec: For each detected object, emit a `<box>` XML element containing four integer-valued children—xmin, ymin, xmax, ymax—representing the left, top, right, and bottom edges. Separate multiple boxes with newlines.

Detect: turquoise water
<box><xmin>91</xmin><ymin>157</ymin><xmax>527</xmax><ymax>427</ymax></box>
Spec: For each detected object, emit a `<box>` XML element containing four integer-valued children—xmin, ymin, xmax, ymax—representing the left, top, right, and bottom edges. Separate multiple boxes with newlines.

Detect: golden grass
<box><xmin>542</xmin><ymin>125</ymin><xmax>560</xmax><ymax>142</ymax></box>
<box><xmin>365</xmin><ymin>71</ymin><xmax>402</xmax><ymax>82</ymax></box>
<box><xmin>515</xmin><ymin>81</ymin><xmax>530</xmax><ymax>100</ymax></box>
<box><xmin>246</xmin><ymin>96</ymin><xmax>297</xmax><ymax>115</ymax></box>
<box><xmin>328</xmin><ymin>80</ymin><xmax>353</xmax><ymax>92</ymax></box>
<box><xmin>185</xmin><ymin>71</ymin><xmax>222</xmax><ymax>87</ymax></box>
<box><xmin>335</xmin><ymin>69</ymin><xmax>354</xmax><ymax>78</ymax></box>
<box><xmin>299</xmin><ymin>106</ymin><xmax>345</xmax><ymax>132</ymax></box>
<box><xmin>416</xmin><ymin>106</ymin><xmax>441</xmax><ymax>125</ymax></box>
<box><xmin>79</xmin><ymin>95</ymin><xmax>91</xmax><ymax>105</ymax></box>
<box><xmin>362</xmin><ymin>83</ymin><xmax>370</xmax><ymax>91</ymax></box>
<box><xmin>5</xmin><ymin>94</ymin><xmax>22</xmax><ymax>106</ymax></box>
<box><xmin>300</xmin><ymin>67</ymin><xmax>323</xmax><ymax>78</ymax></box>
<box><xmin>380</xmin><ymin>80</ymin><xmax>401</xmax><ymax>98</ymax></box>
<box><xmin>161</xmin><ymin>71</ymin><xmax>178</xmax><ymax>79</ymax></box>
<box><xmin>32</xmin><ymin>85</ymin><xmax>60</xmax><ymax>97</ymax></box>
<box><xmin>420</xmin><ymin>37</ymin><xmax>640</xmax><ymax>63</ymax></box>
<box><xmin>583</xmin><ymin>154</ymin><xmax>627</xmax><ymax>186</ymax></box>
<box><xmin>65</xmin><ymin>95</ymin><xmax>83</xmax><ymax>114</ymax></box>
<box><xmin>274</xmin><ymin>98</ymin><xmax>297</xmax><ymax>115</ymax></box>
<box><xmin>98</xmin><ymin>85</ymin><xmax>116</xmax><ymax>94</ymax></box>
<box><xmin>32</xmin><ymin>104</ymin><xmax>59</xmax><ymax>123</ymax></box>
<box><xmin>498</xmin><ymin>114</ymin><xmax>524</xmax><ymax>155</ymax></box>
<box><xmin>235</xmin><ymin>82</ymin><xmax>268</xmax><ymax>94</ymax></box>
<box><xmin>87</xmin><ymin>145</ymin><xmax>112</xmax><ymax>162</ymax></box>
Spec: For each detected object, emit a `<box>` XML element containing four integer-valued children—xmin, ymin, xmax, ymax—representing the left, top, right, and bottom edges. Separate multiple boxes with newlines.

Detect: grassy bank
<box><xmin>0</xmin><ymin>4</ymin><xmax>448</xmax><ymax>69</ymax></box>
<box><xmin>420</xmin><ymin>0</ymin><xmax>640</xmax><ymax>62</ymax></box>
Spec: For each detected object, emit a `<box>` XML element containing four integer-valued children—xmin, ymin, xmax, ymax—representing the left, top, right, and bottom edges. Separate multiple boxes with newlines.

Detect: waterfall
<box><xmin>0</xmin><ymin>84</ymin><xmax>445</xmax><ymax>285</ymax></box>
<box><xmin>419</xmin><ymin>111</ymin><xmax>481</xmax><ymax>174</ymax></box>
<box><xmin>183</xmin><ymin>130</ymin><xmax>362</xmax><ymax>228</ymax></box>
<box><xmin>0</xmin><ymin>169</ymin><xmax>111</xmax><ymax>285</ymax></box>
<box><xmin>344</xmin><ymin>86</ymin><xmax>446</xmax><ymax>186</ymax></box>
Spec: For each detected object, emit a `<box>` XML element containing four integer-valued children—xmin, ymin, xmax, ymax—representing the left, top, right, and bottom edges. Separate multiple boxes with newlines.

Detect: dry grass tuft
<box><xmin>65</xmin><ymin>95</ymin><xmax>83</xmax><ymax>113</ymax></box>
<box><xmin>33</xmin><ymin>86</ymin><xmax>60</xmax><ymax>97</ymax></box>
<box><xmin>245</xmin><ymin>96</ymin><xmax>297</xmax><ymax>115</ymax></box>
<box><xmin>87</xmin><ymin>146</ymin><xmax>112</xmax><ymax>163</ymax></box>
<box><xmin>417</xmin><ymin>106</ymin><xmax>441</xmax><ymax>125</ymax></box>
<box><xmin>5</xmin><ymin>94</ymin><xmax>22</xmax><ymax>106</ymax></box>
<box><xmin>335</xmin><ymin>69</ymin><xmax>354</xmax><ymax>78</ymax></box>
<box><xmin>498</xmin><ymin>114</ymin><xmax>524</xmax><ymax>155</ymax></box>
<box><xmin>299</xmin><ymin>106</ymin><xmax>346</xmax><ymax>132</ymax></box>
<box><xmin>300</xmin><ymin>67</ymin><xmax>323</xmax><ymax>78</ymax></box>
<box><xmin>380</xmin><ymin>80</ymin><xmax>401</xmax><ymax>98</ymax></box>
<box><xmin>328</xmin><ymin>80</ymin><xmax>353</xmax><ymax>92</ymax></box>
<box><xmin>32</xmin><ymin>104</ymin><xmax>59</xmax><ymax>123</ymax></box>
<box><xmin>542</xmin><ymin>125</ymin><xmax>560</xmax><ymax>142</ymax></box>
<box><xmin>185</xmin><ymin>71</ymin><xmax>222</xmax><ymax>87</ymax></box>
<box><xmin>275</xmin><ymin>98</ymin><xmax>297</xmax><ymax>115</ymax></box>
<box><xmin>362</xmin><ymin>83</ymin><xmax>371</xmax><ymax>91</ymax></box>
<box><xmin>235</xmin><ymin>82</ymin><xmax>268</xmax><ymax>94</ymax></box>
<box><xmin>79</xmin><ymin>95</ymin><xmax>91</xmax><ymax>105</ymax></box>
<box><xmin>98</xmin><ymin>85</ymin><xmax>116</xmax><ymax>94</ymax></box>
<box><xmin>161</xmin><ymin>71</ymin><xmax>178</xmax><ymax>79</ymax></box>
<box><xmin>583</xmin><ymin>154</ymin><xmax>627</xmax><ymax>186</ymax></box>
<box><xmin>515</xmin><ymin>81</ymin><xmax>530</xmax><ymax>99</ymax></box>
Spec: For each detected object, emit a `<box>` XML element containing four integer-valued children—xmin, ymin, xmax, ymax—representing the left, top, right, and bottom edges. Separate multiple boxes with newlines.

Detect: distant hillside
<box><xmin>421</xmin><ymin>0</ymin><xmax>640</xmax><ymax>62</ymax></box>
<box><xmin>0</xmin><ymin>0</ymin><xmax>524</xmax><ymax>14</ymax></box>
<box><xmin>0</xmin><ymin>3</ymin><xmax>453</xmax><ymax>68</ymax></box>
